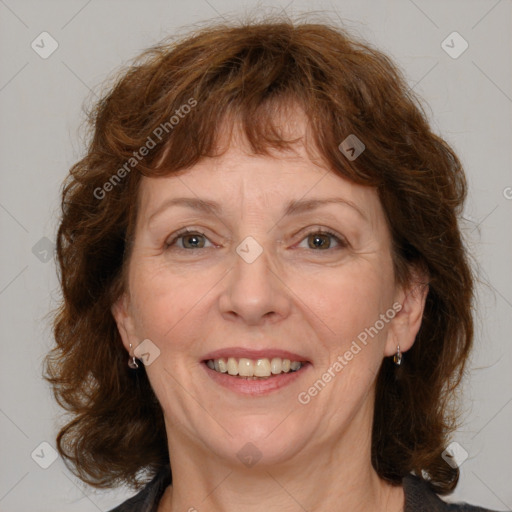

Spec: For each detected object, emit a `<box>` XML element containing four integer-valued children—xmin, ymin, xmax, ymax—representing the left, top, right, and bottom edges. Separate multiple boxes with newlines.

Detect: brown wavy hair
<box><xmin>44</xmin><ymin>17</ymin><xmax>473</xmax><ymax>494</ymax></box>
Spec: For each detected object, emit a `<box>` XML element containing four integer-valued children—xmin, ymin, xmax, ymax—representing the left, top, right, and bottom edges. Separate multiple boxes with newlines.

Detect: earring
<box><xmin>128</xmin><ymin>343</ymin><xmax>139</xmax><ymax>369</ymax></box>
<box><xmin>393</xmin><ymin>345</ymin><xmax>402</xmax><ymax>366</ymax></box>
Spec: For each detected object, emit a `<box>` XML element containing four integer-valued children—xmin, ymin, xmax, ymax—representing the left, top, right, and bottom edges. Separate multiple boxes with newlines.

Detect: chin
<box><xmin>205</xmin><ymin>417</ymin><xmax>312</xmax><ymax>466</ymax></box>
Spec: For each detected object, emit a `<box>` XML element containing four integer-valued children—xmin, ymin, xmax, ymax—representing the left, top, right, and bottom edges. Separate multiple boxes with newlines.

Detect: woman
<box><xmin>45</xmin><ymin>18</ymin><xmax>502</xmax><ymax>512</ymax></box>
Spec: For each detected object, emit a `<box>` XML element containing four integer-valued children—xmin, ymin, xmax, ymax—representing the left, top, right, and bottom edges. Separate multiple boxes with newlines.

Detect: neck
<box><xmin>159</xmin><ymin>402</ymin><xmax>404</xmax><ymax>512</ymax></box>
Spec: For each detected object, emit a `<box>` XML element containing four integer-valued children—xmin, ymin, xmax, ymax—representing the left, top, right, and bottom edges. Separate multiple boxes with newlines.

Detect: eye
<box><xmin>297</xmin><ymin>229</ymin><xmax>347</xmax><ymax>250</ymax></box>
<box><xmin>165</xmin><ymin>229</ymin><xmax>213</xmax><ymax>250</ymax></box>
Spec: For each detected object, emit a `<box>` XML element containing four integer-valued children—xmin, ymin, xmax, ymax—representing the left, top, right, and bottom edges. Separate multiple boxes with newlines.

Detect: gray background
<box><xmin>0</xmin><ymin>0</ymin><xmax>511</xmax><ymax>510</ymax></box>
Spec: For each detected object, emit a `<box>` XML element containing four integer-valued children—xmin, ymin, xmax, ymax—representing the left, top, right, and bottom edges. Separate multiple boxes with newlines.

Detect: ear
<box><xmin>111</xmin><ymin>293</ymin><xmax>139</xmax><ymax>354</ymax></box>
<box><xmin>384</xmin><ymin>275</ymin><xmax>429</xmax><ymax>357</ymax></box>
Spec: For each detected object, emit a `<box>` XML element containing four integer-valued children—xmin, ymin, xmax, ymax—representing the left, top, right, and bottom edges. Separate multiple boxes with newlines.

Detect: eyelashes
<box><xmin>165</xmin><ymin>227</ymin><xmax>348</xmax><ymax>252</ymax></box>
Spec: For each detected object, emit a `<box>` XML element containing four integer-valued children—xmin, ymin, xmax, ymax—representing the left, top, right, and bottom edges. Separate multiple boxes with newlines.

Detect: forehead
<box><xmin>136</xmin><ymin>107</ymin><xmax>385</xmax><ymax>226</ymax></box>
<box><xmin>136</xmin><ymin>145</ymin><xmax>388</xmax><ymax>242</ymax></box>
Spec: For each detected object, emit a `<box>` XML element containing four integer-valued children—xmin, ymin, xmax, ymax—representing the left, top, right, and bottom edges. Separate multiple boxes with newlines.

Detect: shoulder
<box><xmin>403</xmin><ymin>474</ymin><xmax>504</xmax><ymax>512</ymax></box>
<box><xmin>109</xmin><ymin>465</ymin><xmax>171</xmax><ymax>512</ymax></box>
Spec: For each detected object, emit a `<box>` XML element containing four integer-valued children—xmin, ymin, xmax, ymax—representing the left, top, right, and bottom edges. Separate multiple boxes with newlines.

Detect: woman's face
<box><xmin>114</xmin><ymin>126</ymin><xmax>423</xmax><ymax>470</ymax></box>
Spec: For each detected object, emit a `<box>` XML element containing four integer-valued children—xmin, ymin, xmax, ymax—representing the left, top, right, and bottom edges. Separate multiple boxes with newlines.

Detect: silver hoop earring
<box><xmin>128</xmin><ymin>343</ymin><xmax>139</xmax><ymax>369</ymax></box>
<box><xmin>393</xmin><ymin>345</ymin><xmax>402</xmax><ymax>366</ymax></box>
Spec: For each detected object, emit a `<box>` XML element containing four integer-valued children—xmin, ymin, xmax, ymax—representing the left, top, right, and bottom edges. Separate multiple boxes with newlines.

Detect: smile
<box><xmin>205</xmin><ymin>357</ymin><xmax>304</xmax><ymax>379</ymax></box>
<box><xmin>202</xmin><ymin>358</ymin><xmax>311</xmax><ymax>395</ymax></box>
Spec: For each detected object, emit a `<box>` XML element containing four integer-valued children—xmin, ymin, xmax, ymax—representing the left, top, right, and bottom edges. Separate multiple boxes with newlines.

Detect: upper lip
<box><xmin>202</xmin><ymin>347</ymin><xmax>310</xmax><ymax>362</ymax></box>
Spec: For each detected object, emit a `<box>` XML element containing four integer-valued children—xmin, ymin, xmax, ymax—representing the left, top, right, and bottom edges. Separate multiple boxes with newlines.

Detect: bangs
<box><xmin>114</xmin><ymin>23</ymin><xmax>378</xmax><ymax>185</ymax></box>
<box><xmin>151</xmin><ymin>96</ymin><xmax>331</xmax><ymax>175</ymax></box>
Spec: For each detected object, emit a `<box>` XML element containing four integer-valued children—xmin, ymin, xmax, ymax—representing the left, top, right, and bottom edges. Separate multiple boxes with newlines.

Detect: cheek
<box><xmin>301</xmin><ymin>267</ymin><xmax>394</xmax><ymax>401</ymax></box>
<box><xmin>298</xmin><ymin>262</ymin><xmax>392</xmax><ymax>343</ymax></box>
<box><xmin>128</xmin><ymin>260</ymin><xmax>218</xmax><ymax>349</ymax></box>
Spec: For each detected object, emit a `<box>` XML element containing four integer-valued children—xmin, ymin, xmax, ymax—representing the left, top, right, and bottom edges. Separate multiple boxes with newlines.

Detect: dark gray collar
<box><xmin>402</xmin><ymin>474</ymin><xmax>499</xmax><ymax>512</ymax></box>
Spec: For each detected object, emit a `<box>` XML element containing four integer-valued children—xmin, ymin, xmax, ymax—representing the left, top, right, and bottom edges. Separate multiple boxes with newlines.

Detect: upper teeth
<box><xmin>206</xmin><ymin>357</ymin><xmax>303</xmax><ymax>377</ymax></box>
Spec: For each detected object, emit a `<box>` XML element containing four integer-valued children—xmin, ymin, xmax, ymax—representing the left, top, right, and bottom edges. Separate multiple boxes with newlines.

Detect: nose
<box><xmin>218</xmin><ymin>241</ymin><xmax>292</xmax><ymax>326</ymax></box>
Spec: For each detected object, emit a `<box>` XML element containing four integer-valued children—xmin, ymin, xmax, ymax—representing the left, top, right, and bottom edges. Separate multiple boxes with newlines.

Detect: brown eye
<box><xmin>297</xmin><ymin>229</ymin><xmax>346</xmax><ymax>251</ymax></box>
<box><xmin>308</xmin><ymin>233</ymin><xmax>332</xmax><ymax>250</ymax></box>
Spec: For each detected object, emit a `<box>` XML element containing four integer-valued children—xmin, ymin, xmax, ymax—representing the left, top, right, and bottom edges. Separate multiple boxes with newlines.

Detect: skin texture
<box><xmin>112</xmin><ymin>116</ymin><xmax>427</xmax><ymax>512</ymax></box>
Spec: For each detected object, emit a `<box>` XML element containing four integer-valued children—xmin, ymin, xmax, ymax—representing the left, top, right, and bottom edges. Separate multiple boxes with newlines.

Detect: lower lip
<box><xmin>202</xmin><ymin>361</ymin><xmax>312</xmax><ymax>396</ymax></box>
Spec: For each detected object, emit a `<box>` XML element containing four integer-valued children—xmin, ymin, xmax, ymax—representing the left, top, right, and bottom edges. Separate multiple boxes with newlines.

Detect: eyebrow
<box><xmin>284</xmin><ymin>197</ymin><xmax>367</xmax><ymax>220</ymax></box>
<box><xmin>148</xmin><ymin>197</ymin><xmax>222</xmax><ymax>225</ymax></box>
<box><xmin>148</xmin><ymin>196</ymin><xmax>368</xmax><ymax>225</ymax></box>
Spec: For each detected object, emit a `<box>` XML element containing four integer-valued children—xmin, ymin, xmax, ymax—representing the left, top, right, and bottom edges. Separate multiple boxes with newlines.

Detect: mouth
<box><xmin>203</xmin><ymin>356</ymin><xmax>307</xmax><ymax>379</ymax></box>
<box><xmin>201</xmin><ymin>350</ymin><xmax>312</xmax><ymax>395</ymax></box>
